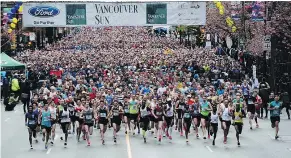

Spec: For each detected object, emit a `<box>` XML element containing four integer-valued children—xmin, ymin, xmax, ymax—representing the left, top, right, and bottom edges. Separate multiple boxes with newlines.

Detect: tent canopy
<box><xmin>0</xmin><ymin>53</ymin><xmax>26</xmax><ymax>71</ymax></box>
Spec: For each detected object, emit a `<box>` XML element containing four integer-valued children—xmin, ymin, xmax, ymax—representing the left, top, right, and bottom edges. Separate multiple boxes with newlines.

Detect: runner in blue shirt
<box><xmin>268</xmin><ymin>95</ymin><xmax>281</xmax><ymax>139</ymax></box>
<box><xmin>39</xmin><ymin>103</ymin><xmax>52</xmax><ymax>149</ymax></box>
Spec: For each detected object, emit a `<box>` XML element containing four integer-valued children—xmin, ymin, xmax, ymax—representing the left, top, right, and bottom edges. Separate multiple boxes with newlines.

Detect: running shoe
<box><xmin>45</xmin><ymin>143</ymin><xmax>48</xmax><ymax>149</ymax></box>
<box><xmin>212</xmin><ymin>140</ymin><xmax>215</xmax><ymax>146</ymax></box>
<box><xmin>114</xmin><ymin>137</ymin><xmax>117</xmax><ymax>143</ymax></box>
<box><xmin>64</xmin><ymin>142</ymin><xmax>67</xmax><ymax>147</ymax></box>
<box><xmin>275</xmin><ymin>135</ymin><xmax>279</xmax><ymax>140</ymax></box>
<box><xmin>144</xmin><ymin>137</ymin><xmax>146</xmax><ymax>143</ymax></box>
<box><xmin>238</xmin><ymin>142</ymin><xmax>240</xmax><ymax>146</ymax></box>
<box><xmin>30</xmin><ymin>145</ymin><xmax>33</xmax><ymax>149</ymax></box>
<box><xmin>102</xmin><ymin>140</ymin><xmax>105</xmax><ymax>145</ymax></box>
<box><xmin>169</xmin><ymin>136</ymin><xmax>172</xmax><ymax>140</ymax></box>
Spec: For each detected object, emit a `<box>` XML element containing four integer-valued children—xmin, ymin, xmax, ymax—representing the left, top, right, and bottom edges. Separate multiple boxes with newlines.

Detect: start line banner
<box><xmin>23</xmin><ymin>2</ymin><xmax>206</xmax><ymax>27</ymax></box>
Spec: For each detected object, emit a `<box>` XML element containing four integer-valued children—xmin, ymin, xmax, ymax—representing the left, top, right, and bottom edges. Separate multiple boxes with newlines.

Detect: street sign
<box><xmin>263</xmin><ymin>35</ymin><xmax>271</xmax><ymax>51</ymax></box>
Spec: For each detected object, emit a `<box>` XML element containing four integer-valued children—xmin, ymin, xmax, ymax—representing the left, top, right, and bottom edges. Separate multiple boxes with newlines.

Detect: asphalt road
<box><xmin>1</xmin><ymin>104</ymin><xmax>291</xmax><ymax>158</ymax></box>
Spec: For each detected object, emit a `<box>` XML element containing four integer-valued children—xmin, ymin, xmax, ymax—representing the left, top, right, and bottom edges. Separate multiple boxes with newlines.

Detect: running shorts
<box><xmin>201</xmin><ymin>114</ymin><xmax>209</xmax><ymax>121</ymax></box>
<box><xmin>234</xmin><ymin>122</ymin><xmax>243</xmax><ymax>134</ymax></box>
<box><xmin>60</xmin><ymin>122</ymin><xmax>70</xmax><ymax>133</ymax></box>
<box><xmin>247</xmin><ymin>104</ymin><xmax>256</xmax><ymax>114</ymax></box>
<box><xmin>270</xmin><ymin>116</ymin><xmax>280</xmax><ymax>124</ymax></box>
<box><xmin>112</xmin><ymin>117</ymin><xmax>122</xmax><ymax>126</ymax></box>
<box><xmin>41</xmin><ymin>125</ymin><xmax>52</xmax><ymax>133</ymax></box>
<box><xmin>164</xmin><ymin>116</ymin><xmax>173</xmax><ymax>127</ymax></box>
<box><xmin>129</xmin><ymin>114</ymin><xmax>138</xmax><ymax>122</ymax></box>
<box><xmin>28</xmin><ymin>125</ymin><xmax>37</xmax><ymax>131</ymax></box>
<box><xmin>177</xmin><ymin>109</ymin><xmax>183</xmax><ymax>119</ymax></box>
<box><xmin>124</xmin><ymin>113</ymin><xmax>130</xmax><ymax>117</ymax></box>
<box><xmin>154</xmin><ymin>117</ymin><xmax>163</xmax><ymax>123</ymax></box>
<box><xmin>84</xmin><ymin>122</ymin><xmax>94</xmax><ymax>127</ymax></box>
<box><xmin>99</xmin><ymin>119</ymin><xmax>108</xmax><ymax>125</ymax></box>
<box><xmin>222</xmin><ymin>120</ymin><xmax>231</xmax><ymax>127</ymax></box>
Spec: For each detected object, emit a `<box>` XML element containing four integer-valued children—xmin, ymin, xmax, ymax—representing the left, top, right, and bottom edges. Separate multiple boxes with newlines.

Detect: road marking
<box><xmin>125</xmin><ymin>134</ymin><xmax>132</xmax><ymax>158</ymax></box>
<box><xmin>46</xmin><ymin>148</ymin><xmax>52</xmax><ymax>154</ymax></box>
<box><xmin>4</xmin><ymin>118</ymin><xmax>10</xmax><ymax>122</ymax></box>
<box><xmin>206</xmin><ymin>146</ymin><xmax>213</xmax><ymax>152</ymax></box>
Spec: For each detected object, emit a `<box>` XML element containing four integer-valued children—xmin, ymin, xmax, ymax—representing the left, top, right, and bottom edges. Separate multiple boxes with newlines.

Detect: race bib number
<box><xmin>167</xmin><ymin>111</ymin><xmax>173</xmax><ymax>116</ymax></box>
<box><xmin>43</xmin><ymin>116</ymin><xmax>49</xmax><ymax>122</ymax></box>
<box><xmin>132</xmin><ymin>105</ymin><xmax>137</xmax><ymax>110</ymax></box>
<box><xmin>193</xmin><ymin>110</ymin><xmax>198</xmax><ymax>114</ymax></box>
<box><xmin>179</xmin><ymin>105</ymin><xmax>184</xmax><ymax>110</ymax></box>
<box><xmin>141</xmin><ymin>111</ymin><xmax>148</xmax><ymax>117</ymax></box>
<box><xmin>234</xmin><ymin>116</ymin><xmax>240</xmax><ymax>121</ymax></box>
<box><xmin>156</xmin><ymin>112</ymin><xmax>162</xmax><ymax>115</ymax></box>
<box><xmin>62</xmin><ymin>114</ymin><xmax>68</xmax><ymax>118</ymax></box>
<box><xmin>28</xmin><ymin>120</ymin><xmax>36</xmax><ymax>125</ymax></box>
<box><xmin>113</xmin><ymin>112</ymin><xmax>119</xmax><ymax>116</ymax></box>
<box><xmin>100</xmin><ymin>113</ymin><xmax>106</xmax><ymax>118</ymax></box>
<box><xmin>124</xmin><ymin>109</ymin><xmax>129</xmax><ymax>113</ymax></box>
<box><xmin>184</xmin><ymin>113</ymin><xmax>190</xmax><ymax>118</ymax></box>
<box><xmin>86</xmin><ymin>115</ymin><xmax>92</xmax><ymax>120</ymax></box>
<box><xmin>69</xmin><ymin>107</ymin><xmax>74</xmax><ymax>111</ymax></box>
<box><xmin>273</xmin><ymin>108</ymin><xmax>279</xmax><ymax>115</ymax></box>
<box><xmin>248</xmin><ymin>100</ymin><xmax>254</xmax><ymax>104</ymax></box>
<box><xmin>212</xmin><ymin>117</ymin><xmax>218</xmax><ymax>122</ymax></box>
<box><xmin>75</xmin><ymin>112</ymin><xmax>80</xmax><ymax>117</ymax></box>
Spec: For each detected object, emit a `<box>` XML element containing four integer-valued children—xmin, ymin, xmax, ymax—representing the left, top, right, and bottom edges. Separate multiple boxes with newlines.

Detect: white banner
<box><xmin>23</xmin><ymin>2</ymin><xmax>206</xmax><ymax>27</ymax></box>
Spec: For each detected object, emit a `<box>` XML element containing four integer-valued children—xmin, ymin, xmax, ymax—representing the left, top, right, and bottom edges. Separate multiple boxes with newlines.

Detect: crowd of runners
<box><xmin>13</xmin><ymin>27</ymin><xmax>288</xmax><ymax>150</ymax></box>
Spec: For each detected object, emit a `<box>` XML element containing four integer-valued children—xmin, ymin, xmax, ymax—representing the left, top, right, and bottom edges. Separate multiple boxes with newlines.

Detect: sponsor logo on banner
<box><xmin>94</xmin><ymin>3</ymin><xmax>139</xmax><ymax>25</ymax></box>
<box><xmin>66</xmin><ymin>4</ymin><xmax>87</xmax><ymax>25</ymax></box>
<box><xmin>146</xmin><ymin>4</ymin><xmax>167</xmax><ymax>24</ymax></box>
<box><xmin>28</xmin><ymin>6</ymin><xmax>60</xmax><ymax>18</ymax></box>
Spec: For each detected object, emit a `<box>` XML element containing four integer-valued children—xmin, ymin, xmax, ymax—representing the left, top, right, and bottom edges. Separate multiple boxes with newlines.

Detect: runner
<box><xmin>25</xmin><ymin>106</ymin><xmax>38</xmax><ymax>149</ymax></box>
<box><xmin>220</xmin><ymin>99</ymin><xmax>232</xmax><ymax>144</ymax></box>
<box><xmin>246</xmin><ymin>92</ymin><xmax>258</xmax><ymax>130</ymax></box>
<box><xmin>59</xmin><ymin>104</ymin><xmax>71</xmax><ymax>147</ymax></box>
<box><xmin>175</xmin><ymin>95</ymin><xmax>186</xmax><ymax>136</ymax></box>
<box><xmin>39</xmin><ymin>102</ymin><xmax>52</xmax><ymax>149</ymax></box>
<box><xmin>139</xmin><ymin>98</ymin><xmax>151</xmax><ymax>143</ymax></box>
<box><xmin>200</xmin><ymin>96</ymin><xmax>212</xmax><ymax>139</ymax></box>
<box><xmin>129</xmin><ymin>95</ymin><xmax>139</xmax><ymax>135</ymax></box>
<box><xmin>97</xmin><ymin>100</ymin><xmax>109</xmax><ymax>145</ymax></box>
<box><xmin>110</xmin><ymin>100</ymin><xmax>124</xmax><ymax>143</ymax></box>
<box><xmin>48</xmin><ymin>97</ymin><xmax>57</xmax><ymax>145</ymax></box>
<box><xmin>81</xmin><ymin>102</ymin><xmax>94</xmax><ymax>146</ymax></box>
<box><xmin>123</xmin><ymin>96</ymin><xmax>130</xmax><ymax>134</ymax></box>
<box><xmin>152</xmin><ymin>99</ymin><xmax>164</xmax><ymax>142</ymax></box>
<box><xmin>233</xmin><ymin>101</ymin><xmax>244</xmax><ymax>146</ymax></box>
<box><xmin>210</xmin><ymin>106</ymin><xmax>218</xmax><ymax>146</ymax></box>
<box><xmin>163</xmin><ymin>98</ymin><xmax>174</xmax><ymax>140</ymax></box>
<box><xmin>75</xmin><ymin>99</ymin><xmax>84</xmax><ymax>142</ymax></box>
<box><xmin>268</xmin><ymin>95</ymin><xmax>282</xmax><ymax>139</ymax></box>
<box><xmin>183</xmin><ymin>103</ymin><xmax>192</xmax><ymax>143</ymax></box>
<box><xmin>192</xmin><ymin>96</ymin><xmax>201</xmax><ymax>138</ymax></box>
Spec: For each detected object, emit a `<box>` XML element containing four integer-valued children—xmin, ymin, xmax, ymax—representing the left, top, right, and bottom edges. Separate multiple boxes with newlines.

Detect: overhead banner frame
<box><xmin>23</xmin><ymin>2</ymin><xmax>206</xmax><ymax>27</ymax></box>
